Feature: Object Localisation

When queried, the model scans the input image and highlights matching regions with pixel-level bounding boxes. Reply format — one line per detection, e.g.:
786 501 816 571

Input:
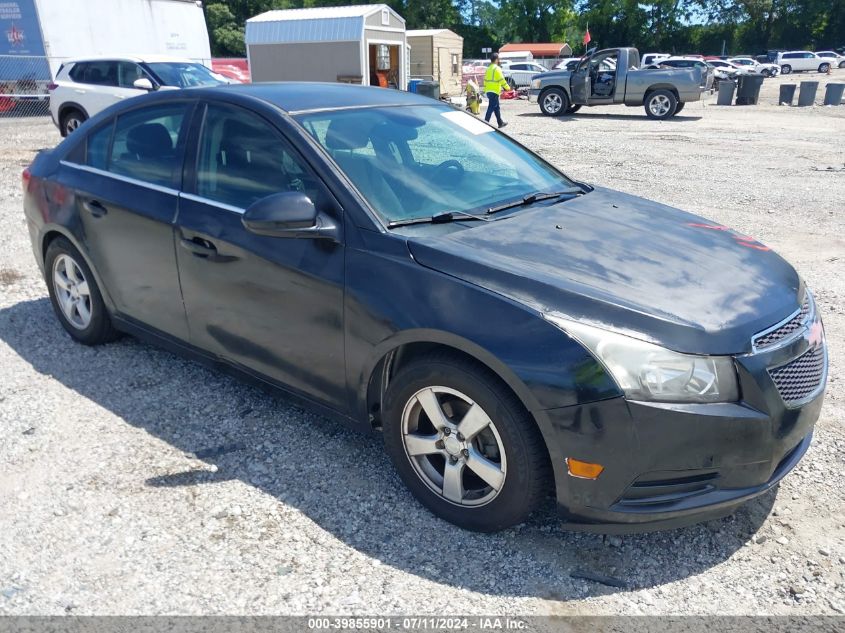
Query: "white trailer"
1 0 211 83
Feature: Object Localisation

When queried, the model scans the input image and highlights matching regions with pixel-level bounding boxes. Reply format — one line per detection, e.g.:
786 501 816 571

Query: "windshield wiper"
386 210 491 229
485 187 586 215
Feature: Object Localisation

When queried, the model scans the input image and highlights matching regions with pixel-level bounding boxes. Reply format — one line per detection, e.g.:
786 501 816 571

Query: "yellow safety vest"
484 64 508 95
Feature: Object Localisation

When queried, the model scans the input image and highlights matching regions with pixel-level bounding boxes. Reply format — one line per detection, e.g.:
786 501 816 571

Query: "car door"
59 100 194 339
570 58 590 104
175 101 347 408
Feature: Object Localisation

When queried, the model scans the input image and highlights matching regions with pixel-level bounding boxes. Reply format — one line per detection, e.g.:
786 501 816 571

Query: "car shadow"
518 112 704 122
0 297 776 601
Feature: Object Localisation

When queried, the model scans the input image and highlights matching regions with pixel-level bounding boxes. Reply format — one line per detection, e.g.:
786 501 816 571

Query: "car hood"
407 187 801 355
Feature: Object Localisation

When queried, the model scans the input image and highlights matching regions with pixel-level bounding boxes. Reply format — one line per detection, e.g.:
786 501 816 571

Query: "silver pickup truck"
529 47 711 119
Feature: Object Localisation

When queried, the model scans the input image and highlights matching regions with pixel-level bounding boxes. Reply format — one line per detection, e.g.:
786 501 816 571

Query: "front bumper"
541 333 826 534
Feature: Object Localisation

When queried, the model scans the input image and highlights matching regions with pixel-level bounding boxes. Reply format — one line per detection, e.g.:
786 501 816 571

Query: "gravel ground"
1 72 844 616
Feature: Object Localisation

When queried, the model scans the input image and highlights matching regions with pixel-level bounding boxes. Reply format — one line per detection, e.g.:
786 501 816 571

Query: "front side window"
109 103 188 187
297 105 572 223
145 62 225 88
118 62 147 88
196 104 322 209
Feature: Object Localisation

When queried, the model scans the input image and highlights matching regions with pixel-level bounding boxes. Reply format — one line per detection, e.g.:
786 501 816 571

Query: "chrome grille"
769 346 826 405
753 297 810 350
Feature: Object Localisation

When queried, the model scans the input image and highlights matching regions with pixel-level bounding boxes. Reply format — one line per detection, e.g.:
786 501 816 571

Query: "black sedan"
22 83 827 533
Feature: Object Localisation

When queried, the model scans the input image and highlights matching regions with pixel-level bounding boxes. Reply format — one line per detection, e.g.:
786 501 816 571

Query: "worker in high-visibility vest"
483 52 509 129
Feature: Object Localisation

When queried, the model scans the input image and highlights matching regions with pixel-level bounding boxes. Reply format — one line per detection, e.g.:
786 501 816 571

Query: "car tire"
539 87 569 116
60 108 86 137
839 61 845 69
674 102 685 114
382 352 551 532
819 63 831 73
565 104 582 114
45 237 119 345
781 64 792 75
761 69 771 77
644 89 678 119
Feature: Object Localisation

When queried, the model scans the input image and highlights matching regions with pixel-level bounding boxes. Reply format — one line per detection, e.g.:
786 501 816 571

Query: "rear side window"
86 123 113 170
109 103 188 187
69 61 119 86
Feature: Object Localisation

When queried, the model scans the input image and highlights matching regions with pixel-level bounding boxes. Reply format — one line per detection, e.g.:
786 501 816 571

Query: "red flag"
583 28 591 45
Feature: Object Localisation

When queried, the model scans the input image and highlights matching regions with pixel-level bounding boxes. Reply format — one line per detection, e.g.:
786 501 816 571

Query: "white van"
777 51 832 74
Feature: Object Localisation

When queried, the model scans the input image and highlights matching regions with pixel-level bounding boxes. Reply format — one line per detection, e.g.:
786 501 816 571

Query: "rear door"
175 101 347 408
58 100 194 339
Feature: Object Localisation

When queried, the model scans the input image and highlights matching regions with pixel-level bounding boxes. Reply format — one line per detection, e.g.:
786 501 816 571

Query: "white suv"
777 51 832 75
49 56 228 136
815 51 845 69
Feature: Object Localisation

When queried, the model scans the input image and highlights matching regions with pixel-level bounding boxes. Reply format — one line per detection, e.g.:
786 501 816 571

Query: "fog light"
566 458 604 479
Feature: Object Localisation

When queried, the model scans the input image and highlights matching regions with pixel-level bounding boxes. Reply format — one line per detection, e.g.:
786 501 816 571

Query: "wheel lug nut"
456 432 464 441
443 427 451 436
449 456 458 464
461 448 469 458
435 439 445 449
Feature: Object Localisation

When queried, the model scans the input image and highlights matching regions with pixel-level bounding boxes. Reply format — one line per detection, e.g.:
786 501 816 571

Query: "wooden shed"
407 29 463 96
246 5 407 89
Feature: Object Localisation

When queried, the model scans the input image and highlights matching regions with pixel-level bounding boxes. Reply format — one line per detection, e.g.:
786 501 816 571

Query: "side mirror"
133 78 155 91
242 192 338 241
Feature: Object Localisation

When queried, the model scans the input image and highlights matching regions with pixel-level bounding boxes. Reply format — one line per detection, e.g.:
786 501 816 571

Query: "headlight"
545 315 739 403
531 78 541 89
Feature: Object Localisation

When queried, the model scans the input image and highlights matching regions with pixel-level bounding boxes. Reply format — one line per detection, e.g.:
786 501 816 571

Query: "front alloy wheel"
383 353 550 532
539 87 569 116
401 386 507 507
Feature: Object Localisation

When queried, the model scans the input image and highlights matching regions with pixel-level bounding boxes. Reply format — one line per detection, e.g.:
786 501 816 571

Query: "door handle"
82 199 108 217
180 237 218 258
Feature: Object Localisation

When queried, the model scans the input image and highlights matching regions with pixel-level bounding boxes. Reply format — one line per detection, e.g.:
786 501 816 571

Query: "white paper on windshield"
440 110 494 135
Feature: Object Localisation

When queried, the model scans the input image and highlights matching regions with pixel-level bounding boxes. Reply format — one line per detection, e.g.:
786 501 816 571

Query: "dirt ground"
0 71 843 616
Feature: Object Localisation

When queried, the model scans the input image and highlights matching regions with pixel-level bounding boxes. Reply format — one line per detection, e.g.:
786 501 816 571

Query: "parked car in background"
644 56 713 89
815 51 845 68
640 52 670 68
49 56 228 136
777 51 831 74
501 61 549 88
532 48 708 119
727 57 780 77
553 57 583 71
23 83 826 533
706 59 748 80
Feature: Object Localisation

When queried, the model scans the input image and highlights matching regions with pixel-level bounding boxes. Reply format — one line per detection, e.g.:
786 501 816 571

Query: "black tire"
539 87 570 116
761 69 771 77
781 64 792 75
382 352 551 532
819 63 831 73
565 104 582 114
59 108 86 137
674 102 686 114
839 61 845 69
45 237 119 345
644 89 678 119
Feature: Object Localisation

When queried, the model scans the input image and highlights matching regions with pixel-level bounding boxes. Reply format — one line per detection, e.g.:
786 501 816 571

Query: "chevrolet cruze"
22 84 827 532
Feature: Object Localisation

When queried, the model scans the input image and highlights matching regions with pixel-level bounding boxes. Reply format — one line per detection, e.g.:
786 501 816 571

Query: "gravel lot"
1 72 844 616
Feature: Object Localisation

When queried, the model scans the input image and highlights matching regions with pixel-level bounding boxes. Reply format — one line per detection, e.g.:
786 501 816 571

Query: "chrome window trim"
179 192 245 215
59 160 179 196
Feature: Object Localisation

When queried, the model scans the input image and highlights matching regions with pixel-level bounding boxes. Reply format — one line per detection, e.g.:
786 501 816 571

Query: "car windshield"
146 62 226 88
296 104 573 224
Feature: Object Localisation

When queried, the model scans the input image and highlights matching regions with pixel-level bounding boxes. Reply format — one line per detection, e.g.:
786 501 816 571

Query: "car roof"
65 54 199 64
162 82 444 114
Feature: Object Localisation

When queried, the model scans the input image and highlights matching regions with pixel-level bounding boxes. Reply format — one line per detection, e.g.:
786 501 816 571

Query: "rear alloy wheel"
45 237 118 345
539 87 570 116
819 63 831 73
60 109 86 137
383 353 550 532
781 64 792 75
644 89 678 119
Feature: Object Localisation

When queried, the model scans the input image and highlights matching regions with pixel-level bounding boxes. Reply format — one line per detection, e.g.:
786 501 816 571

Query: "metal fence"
0 55 56 118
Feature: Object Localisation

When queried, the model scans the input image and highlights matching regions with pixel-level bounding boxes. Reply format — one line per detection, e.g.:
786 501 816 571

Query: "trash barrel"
416 81 440 100
716 80 736 106
778 83 797 105
797 81 818 107
823 83 845 106
408 79 422 94
735 74 764 105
